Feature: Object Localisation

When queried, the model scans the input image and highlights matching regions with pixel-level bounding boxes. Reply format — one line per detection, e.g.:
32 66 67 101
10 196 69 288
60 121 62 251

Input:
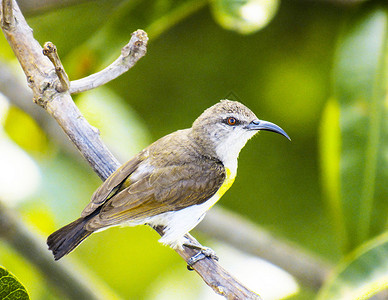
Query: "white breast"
146 192 221 249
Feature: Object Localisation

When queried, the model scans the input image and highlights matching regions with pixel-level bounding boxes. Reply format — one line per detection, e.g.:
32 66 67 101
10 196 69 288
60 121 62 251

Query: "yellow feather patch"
215 167 236 199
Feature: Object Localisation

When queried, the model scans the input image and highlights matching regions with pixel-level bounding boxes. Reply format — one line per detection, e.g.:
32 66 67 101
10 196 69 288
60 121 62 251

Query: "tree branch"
1 0 119 180
69 30 148 94
154 227 261 299
1 1 261 298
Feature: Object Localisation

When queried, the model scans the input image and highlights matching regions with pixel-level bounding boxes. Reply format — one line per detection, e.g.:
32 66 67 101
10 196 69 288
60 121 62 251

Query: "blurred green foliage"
317 232 388 300
321 4 388 252
0 0 387 299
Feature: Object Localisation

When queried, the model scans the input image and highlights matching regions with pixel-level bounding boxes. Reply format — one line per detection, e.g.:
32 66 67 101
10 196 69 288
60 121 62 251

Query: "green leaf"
211 0 279 34
0 266 29 300
320 4 388 252
317 232 388 300
320 98 345 245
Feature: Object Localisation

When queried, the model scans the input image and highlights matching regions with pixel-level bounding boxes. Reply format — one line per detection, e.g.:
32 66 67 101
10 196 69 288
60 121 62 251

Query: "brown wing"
85 157 226 230
81 150 148 217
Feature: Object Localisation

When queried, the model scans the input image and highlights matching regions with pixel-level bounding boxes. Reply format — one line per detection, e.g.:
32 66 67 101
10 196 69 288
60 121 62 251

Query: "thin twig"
69 30 148 94
1 1 261 299
43 42 70 92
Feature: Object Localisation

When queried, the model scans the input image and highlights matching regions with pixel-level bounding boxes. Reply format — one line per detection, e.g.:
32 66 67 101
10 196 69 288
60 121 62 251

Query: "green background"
0 0 387 299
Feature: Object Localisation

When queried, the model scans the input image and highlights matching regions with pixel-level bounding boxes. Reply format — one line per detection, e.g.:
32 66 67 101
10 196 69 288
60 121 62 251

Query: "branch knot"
121 29 148 57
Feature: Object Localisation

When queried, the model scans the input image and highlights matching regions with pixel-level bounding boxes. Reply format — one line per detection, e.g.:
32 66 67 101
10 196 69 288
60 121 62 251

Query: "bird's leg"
183 240 219 270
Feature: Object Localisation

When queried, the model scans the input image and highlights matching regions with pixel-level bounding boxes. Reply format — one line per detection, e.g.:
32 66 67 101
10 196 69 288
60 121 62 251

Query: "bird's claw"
186 247 218 270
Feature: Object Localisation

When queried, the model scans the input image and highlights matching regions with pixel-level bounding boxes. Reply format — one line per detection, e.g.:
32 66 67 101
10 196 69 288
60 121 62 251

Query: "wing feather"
81 150 147 217
86 158 225 230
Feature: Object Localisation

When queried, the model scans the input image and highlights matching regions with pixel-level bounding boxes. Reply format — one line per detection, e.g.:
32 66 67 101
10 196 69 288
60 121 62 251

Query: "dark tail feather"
47 218 92 260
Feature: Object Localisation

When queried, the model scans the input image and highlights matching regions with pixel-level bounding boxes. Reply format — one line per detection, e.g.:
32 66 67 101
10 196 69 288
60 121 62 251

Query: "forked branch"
69 30 148 94
0 1 260 299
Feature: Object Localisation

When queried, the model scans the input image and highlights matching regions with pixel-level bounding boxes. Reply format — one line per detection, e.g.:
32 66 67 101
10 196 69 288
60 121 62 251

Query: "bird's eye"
226 117 237 126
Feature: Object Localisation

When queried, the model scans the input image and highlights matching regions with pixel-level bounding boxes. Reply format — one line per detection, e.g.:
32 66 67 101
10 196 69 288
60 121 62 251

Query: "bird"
47 100 290 262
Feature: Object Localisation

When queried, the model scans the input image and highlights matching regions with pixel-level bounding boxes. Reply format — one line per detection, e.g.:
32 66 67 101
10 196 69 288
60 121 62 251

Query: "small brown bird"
47 100 289 261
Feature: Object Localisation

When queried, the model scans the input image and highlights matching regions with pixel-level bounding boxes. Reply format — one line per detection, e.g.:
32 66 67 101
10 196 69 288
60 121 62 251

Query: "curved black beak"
246 119 291 141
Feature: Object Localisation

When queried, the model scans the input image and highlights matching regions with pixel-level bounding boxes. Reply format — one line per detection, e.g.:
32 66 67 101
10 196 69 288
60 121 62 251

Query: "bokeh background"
0 0 387 299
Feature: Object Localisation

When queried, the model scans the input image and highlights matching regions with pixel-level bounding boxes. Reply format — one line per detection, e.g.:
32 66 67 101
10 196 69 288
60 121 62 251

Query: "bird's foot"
183 242 218 270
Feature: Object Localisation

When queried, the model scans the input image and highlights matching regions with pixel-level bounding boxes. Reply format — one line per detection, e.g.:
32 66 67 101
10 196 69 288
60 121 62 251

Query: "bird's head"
191 100 290 163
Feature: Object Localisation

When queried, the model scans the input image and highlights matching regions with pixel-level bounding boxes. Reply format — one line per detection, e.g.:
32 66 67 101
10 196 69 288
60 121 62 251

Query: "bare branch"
1 1 261 298
155 227 262 299
198 207 331 290
1 0 118 179
69 30 148 94
43 42 70 92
